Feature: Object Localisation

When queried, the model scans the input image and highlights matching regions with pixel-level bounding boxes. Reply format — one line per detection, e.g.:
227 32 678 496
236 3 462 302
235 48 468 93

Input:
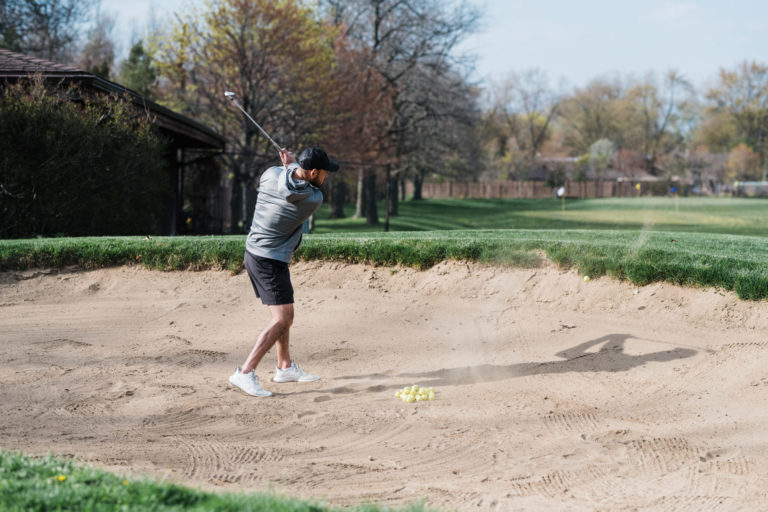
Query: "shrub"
0 75 167 237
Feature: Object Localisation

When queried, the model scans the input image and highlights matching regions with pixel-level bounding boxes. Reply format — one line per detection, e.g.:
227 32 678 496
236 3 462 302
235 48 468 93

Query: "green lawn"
314 197 768 237
2 228 767 300
0 450 430 512
1 197 767 300
299 229 768 300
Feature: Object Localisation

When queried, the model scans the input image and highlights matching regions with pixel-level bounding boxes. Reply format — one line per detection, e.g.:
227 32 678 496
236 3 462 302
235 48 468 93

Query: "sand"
2 260 768 511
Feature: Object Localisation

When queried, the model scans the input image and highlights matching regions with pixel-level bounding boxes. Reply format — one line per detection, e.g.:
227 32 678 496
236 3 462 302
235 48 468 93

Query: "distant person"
229 147 339 397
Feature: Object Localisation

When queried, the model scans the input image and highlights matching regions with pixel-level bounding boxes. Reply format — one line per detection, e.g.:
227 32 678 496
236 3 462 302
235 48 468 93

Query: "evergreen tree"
118 40 157 97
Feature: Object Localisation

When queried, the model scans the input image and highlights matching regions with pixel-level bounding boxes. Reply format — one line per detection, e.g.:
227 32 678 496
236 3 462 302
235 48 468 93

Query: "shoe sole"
229 378 272 397
273 376 321 383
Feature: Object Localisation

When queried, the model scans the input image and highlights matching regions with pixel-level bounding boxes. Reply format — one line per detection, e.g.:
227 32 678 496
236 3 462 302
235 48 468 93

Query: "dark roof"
0 48 225 150
0 49 81 74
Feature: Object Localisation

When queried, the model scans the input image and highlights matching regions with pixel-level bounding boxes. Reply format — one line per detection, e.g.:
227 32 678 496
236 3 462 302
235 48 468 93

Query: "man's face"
310 169 329 187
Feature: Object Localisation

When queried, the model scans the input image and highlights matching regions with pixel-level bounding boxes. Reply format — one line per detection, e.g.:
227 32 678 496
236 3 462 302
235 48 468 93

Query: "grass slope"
301 230 768 300
1 229 767 300
1 198 766 298
0 450 429 512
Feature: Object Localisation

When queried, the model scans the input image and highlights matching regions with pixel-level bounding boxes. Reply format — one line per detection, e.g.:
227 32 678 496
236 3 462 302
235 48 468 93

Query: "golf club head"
223 90 282 153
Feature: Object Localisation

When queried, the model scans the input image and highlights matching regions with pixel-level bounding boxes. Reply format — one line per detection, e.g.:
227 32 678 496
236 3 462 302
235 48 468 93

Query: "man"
229 147 339 397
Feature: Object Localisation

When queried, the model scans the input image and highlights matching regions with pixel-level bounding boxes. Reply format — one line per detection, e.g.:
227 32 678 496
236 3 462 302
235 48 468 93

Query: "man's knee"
275 316 293 331
271 305 294 330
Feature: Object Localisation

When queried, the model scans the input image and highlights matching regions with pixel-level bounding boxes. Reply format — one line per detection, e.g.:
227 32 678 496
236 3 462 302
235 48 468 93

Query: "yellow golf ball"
584 276 591 282
396 384 437 402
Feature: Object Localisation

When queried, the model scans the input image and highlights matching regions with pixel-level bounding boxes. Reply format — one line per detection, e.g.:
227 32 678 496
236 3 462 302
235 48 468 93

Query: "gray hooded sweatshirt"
245 163 323 263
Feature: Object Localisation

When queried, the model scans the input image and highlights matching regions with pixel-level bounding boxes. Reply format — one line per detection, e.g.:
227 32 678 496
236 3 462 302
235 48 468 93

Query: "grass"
314 197 768 237
0 235 246 271
0 450 429 512
1 228 767 300
300 229 768 300
1 197 767 300
0 198 766 300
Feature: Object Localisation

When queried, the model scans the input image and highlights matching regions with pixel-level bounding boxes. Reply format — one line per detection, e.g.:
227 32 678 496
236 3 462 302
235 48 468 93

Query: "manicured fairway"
2 197 768 300
314 197 768 237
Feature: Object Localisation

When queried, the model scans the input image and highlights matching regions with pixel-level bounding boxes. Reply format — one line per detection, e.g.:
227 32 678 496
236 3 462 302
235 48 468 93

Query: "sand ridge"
2 261 768 511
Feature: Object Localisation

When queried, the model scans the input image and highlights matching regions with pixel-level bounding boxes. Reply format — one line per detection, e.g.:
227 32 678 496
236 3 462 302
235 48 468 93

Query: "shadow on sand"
317 333 697 395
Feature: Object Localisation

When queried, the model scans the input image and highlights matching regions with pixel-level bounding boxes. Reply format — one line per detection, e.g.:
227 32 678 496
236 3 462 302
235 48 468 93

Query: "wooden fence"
405 180 655 199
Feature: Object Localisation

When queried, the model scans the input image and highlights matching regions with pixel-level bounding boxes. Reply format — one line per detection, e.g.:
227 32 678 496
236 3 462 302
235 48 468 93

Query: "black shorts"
244 251 294 305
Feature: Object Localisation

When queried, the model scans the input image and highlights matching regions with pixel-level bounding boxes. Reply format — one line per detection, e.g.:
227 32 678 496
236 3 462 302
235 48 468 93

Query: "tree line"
2 0 767 234
483 64 768 193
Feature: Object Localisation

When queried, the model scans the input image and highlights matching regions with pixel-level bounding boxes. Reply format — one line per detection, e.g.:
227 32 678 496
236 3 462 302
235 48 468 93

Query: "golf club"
224 91 282 153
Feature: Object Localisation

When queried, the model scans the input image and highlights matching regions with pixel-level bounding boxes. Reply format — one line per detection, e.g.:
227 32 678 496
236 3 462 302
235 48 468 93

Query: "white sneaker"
229 367 272 397
273 361 320 383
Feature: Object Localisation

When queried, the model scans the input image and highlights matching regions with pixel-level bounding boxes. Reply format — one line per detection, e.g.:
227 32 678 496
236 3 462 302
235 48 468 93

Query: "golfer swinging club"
229 147 339 396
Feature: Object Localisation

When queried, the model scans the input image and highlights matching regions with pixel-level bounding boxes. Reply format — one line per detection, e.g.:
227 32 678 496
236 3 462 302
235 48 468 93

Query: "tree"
328 177 347 219
624 71 693 174
118 40 157 97
487 69 561 178
589 138 616 186
558 76 626 155
707 61 768 181
691 109 738 154
398 65 482 199
0 1 24 51
326 26 394 218
613 148 646 181
727 143 761 181
556 72 692 175
152 0 339 231
0 0 95 63
321 0 482 203
77 7 115 78
0 76 166 237
363 173 378 225
688 145 728 193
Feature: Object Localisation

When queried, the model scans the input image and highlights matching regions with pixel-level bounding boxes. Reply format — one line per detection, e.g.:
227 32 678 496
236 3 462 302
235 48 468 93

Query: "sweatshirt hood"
278 163 317 202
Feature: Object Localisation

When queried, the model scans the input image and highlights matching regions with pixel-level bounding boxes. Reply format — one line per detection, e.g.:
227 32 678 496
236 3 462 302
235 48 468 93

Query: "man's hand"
280 148 296 166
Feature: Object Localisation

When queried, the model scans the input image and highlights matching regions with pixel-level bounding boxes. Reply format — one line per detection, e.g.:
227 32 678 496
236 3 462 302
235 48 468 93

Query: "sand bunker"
2 261 768 510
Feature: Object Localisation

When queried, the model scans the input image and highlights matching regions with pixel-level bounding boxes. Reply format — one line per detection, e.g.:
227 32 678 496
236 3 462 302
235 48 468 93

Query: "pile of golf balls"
395 385 435 402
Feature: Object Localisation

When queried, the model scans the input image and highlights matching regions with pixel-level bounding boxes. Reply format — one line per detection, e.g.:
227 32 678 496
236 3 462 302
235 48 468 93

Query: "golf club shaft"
226 96 282 153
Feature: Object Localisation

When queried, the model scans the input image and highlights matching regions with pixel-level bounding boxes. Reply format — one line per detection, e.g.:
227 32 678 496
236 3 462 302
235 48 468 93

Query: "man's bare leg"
275 329 291 370
241 304 294 374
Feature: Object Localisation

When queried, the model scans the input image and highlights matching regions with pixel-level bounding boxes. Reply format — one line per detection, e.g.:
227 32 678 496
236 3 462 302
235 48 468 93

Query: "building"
0 48 226 235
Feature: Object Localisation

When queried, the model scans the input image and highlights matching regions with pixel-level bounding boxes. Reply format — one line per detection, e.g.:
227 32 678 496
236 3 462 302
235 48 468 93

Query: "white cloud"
652 2 700 22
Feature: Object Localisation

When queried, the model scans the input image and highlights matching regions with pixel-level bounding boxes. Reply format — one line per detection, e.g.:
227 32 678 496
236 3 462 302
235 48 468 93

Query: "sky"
101 0 768 90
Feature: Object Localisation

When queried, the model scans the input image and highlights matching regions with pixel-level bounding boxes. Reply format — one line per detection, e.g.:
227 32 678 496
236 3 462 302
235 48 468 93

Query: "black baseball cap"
297 147 339 173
